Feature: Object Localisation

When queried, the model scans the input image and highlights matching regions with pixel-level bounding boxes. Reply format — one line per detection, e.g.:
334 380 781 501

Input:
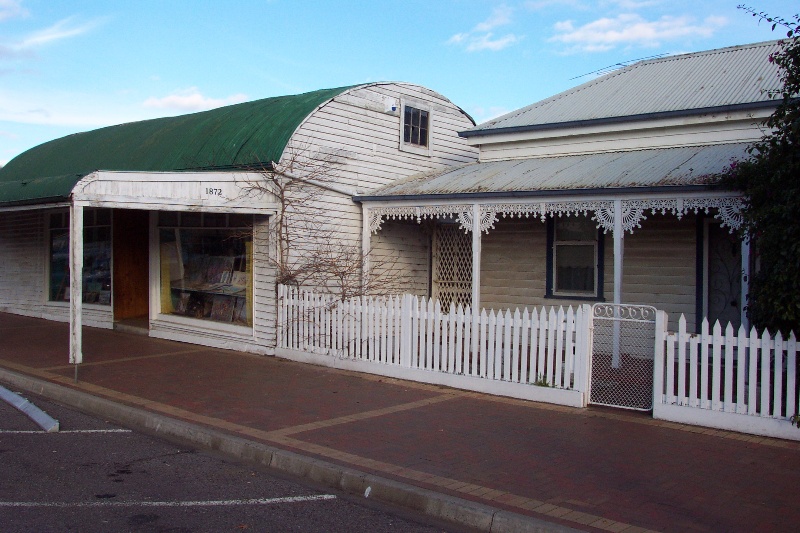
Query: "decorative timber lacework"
368 195 744 235
432 224 472 308
368 205 471 233
613 197 745 234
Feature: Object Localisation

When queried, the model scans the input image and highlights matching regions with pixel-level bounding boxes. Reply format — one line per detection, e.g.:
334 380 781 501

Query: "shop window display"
159 213 253 327
49 209 112 305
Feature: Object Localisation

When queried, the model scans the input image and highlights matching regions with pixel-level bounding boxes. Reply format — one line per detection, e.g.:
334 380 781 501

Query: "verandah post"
69 202 84 377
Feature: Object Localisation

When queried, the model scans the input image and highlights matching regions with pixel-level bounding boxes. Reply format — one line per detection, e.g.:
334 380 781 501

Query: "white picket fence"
654 315 800 440
276 284 800 440
276 285 590 406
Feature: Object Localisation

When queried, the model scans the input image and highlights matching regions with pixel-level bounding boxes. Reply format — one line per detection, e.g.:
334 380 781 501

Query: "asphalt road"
0 391 462 533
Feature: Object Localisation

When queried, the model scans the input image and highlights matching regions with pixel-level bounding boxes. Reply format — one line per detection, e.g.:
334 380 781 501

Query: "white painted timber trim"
466 108 773 148
71 171 280 214
275 347 585 408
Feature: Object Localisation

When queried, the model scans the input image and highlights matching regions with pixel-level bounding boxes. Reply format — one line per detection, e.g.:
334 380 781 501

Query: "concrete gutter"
0 367 578 533
0 384 59 432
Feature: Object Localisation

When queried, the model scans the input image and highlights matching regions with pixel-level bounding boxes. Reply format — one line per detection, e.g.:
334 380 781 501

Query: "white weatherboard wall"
476 215 697 331
281 83 478 292
0 210 45 318
0 208 113 329
472 110 770 162
370 220 430 296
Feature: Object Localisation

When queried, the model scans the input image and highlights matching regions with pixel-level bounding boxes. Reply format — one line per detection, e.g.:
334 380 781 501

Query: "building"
0 83 478 362
360 41 784 333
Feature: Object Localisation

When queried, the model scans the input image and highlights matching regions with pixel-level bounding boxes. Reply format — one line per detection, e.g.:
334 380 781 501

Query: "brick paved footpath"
1 312 798 532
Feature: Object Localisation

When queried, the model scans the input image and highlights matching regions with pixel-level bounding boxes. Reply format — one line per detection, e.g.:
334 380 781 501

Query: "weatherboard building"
0 83 479 362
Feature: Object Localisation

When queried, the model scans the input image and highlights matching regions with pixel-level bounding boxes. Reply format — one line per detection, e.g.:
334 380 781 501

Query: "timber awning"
0 85 356 208
357 143 750 202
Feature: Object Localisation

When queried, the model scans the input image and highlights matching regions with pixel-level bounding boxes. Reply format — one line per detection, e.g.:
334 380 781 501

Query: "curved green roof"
0 85 356 206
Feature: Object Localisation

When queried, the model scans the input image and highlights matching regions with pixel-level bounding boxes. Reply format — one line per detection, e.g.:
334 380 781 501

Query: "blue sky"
0 0 796 165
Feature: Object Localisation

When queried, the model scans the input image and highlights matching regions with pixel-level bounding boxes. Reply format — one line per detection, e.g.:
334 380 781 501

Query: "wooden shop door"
113 209 150 321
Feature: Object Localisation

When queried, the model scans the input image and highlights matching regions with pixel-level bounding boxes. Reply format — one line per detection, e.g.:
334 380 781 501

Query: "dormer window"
399 100 432 156
404 106 429 147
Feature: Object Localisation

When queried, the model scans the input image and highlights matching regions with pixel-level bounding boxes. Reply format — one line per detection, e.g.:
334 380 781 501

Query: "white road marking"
0 494 337 508
0 429 132 434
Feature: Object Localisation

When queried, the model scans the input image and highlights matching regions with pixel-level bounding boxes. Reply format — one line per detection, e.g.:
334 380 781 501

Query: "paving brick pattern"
2 312 799 532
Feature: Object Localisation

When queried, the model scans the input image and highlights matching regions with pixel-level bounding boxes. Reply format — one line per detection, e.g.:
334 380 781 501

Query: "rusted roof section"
467 40 783 135
359 143 750 199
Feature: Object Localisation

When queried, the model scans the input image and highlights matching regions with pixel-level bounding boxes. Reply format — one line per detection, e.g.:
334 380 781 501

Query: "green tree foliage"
722 7 800 335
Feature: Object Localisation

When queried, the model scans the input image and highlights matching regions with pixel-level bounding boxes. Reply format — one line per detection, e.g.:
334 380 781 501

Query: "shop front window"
159 213 253 327
49 209 112 305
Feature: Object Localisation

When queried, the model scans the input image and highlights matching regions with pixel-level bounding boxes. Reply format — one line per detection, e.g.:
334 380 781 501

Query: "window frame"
157 212 254 328
398 99 432 157
46 208 113 307
545 216 605 301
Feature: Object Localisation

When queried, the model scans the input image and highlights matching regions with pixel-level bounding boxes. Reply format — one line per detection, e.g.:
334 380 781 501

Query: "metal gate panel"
590 304 656 411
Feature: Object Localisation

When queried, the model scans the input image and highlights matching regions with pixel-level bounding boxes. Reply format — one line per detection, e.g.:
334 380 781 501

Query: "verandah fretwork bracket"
367 196 744 235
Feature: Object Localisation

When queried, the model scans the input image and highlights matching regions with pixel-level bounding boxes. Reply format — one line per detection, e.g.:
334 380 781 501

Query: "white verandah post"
69 202 84 373
471 203 481 312
612 199 623 368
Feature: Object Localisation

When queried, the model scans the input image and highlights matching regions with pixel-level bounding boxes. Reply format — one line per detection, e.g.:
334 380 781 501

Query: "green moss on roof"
0 85 356 206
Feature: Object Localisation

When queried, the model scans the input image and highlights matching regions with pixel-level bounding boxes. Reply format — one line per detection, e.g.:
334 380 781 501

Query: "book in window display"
206 256 234 285
233 297 247 325
210 295 235 322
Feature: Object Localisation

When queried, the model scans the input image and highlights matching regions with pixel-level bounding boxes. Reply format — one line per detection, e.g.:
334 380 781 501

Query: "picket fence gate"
276 285 590 406
654 314 800 440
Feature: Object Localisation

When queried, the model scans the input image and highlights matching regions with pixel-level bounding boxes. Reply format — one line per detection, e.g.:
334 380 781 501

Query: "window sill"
544 293 605 302
399 142 432 157
45 301 112 309
154 313 252 336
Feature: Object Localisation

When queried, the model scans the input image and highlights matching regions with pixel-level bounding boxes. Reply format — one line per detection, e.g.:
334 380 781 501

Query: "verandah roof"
356 143 750 201
0 85 356 207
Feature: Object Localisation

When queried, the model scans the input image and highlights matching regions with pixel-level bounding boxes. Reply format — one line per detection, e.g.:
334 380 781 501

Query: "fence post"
652 310 668 409
400 293 413 368
276 284 284 349
574 304 593 406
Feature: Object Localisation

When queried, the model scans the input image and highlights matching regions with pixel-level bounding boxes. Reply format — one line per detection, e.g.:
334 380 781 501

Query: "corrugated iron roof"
466 40 783 135
0 85 357 206
359 143 750 199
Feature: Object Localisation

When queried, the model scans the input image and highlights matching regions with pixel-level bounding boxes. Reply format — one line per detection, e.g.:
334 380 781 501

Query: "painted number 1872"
205 187 222 196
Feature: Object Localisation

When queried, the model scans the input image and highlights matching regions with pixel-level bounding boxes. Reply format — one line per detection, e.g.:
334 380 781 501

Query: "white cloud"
602 0 660 8
475 4 513 32
467 33 522 52
0 0 28 22
550 13 727 52
525 0 588 10
446 33 469 45
143 87 248 112
447 4 522 53
18 16 103 49
1 16 105 60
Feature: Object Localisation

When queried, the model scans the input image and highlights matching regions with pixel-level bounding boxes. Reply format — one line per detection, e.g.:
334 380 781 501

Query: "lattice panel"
590 305 656 411
432 224 472 309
